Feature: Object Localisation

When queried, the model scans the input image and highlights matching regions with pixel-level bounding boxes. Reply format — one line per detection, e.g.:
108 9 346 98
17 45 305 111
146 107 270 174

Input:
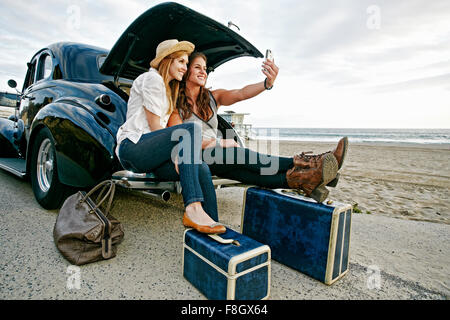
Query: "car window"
43 55 53 79
22 60 37 91
97 55 107 69
36 53 53 82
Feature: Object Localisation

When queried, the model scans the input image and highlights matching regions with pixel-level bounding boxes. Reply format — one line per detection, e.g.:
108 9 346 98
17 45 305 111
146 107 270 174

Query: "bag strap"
101 182 115 216
83 180 113 199
81 180 116 216
95 183 113 205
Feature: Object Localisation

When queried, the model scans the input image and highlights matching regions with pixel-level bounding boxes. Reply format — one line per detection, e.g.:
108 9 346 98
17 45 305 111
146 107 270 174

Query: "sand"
246 139 450 225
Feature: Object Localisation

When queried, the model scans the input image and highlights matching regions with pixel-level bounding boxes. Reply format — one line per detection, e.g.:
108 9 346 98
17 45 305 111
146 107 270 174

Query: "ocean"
252 128 450 145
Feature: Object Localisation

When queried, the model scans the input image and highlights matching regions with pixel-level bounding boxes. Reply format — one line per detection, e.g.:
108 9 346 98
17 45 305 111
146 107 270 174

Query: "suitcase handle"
208 234 240 246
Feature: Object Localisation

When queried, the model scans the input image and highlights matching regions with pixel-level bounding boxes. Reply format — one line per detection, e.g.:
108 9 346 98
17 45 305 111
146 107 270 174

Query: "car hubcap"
37 138 53 193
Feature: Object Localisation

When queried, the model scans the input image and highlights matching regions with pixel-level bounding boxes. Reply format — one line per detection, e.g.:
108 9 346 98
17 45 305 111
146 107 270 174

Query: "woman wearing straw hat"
169 52 348 203
116 40 225 234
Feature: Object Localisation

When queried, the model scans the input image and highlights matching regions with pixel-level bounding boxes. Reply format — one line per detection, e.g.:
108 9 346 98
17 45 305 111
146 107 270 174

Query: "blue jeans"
118 122 218 221
203 146 293 189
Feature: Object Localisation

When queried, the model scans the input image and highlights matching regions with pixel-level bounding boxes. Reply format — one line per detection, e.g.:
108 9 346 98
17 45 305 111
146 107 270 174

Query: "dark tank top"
182 91 219 139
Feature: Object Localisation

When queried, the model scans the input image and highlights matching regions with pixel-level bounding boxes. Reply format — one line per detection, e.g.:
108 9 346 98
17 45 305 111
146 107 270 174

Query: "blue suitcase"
183 227 271 300
241 187 352 285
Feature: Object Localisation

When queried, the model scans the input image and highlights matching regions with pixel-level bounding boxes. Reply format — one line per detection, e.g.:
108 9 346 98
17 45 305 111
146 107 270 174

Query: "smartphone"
265 49 273 62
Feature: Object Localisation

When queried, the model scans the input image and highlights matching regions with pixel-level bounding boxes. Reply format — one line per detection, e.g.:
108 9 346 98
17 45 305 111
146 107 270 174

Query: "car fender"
29 101 119 187
0 117 22 157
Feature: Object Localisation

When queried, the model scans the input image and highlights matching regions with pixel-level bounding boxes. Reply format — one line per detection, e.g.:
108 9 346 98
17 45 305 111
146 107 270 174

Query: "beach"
0 106 14 119
0 139 449 300
258 139 450 225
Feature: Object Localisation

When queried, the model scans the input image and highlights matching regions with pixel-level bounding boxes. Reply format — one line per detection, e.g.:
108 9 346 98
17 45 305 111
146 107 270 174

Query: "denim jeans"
203 146 293 189
118 122 218 221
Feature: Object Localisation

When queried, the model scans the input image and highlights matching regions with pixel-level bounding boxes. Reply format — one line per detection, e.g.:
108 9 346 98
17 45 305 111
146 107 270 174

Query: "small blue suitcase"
241 187 352 285
183 227 271 300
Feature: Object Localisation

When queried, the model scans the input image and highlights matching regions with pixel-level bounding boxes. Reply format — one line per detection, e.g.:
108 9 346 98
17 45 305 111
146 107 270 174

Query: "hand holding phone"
263 49 273 73
262 49 278 89
265 49 274 62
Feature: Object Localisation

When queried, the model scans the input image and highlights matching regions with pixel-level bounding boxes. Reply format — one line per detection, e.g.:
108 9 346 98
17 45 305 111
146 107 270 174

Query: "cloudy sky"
1 0 449 128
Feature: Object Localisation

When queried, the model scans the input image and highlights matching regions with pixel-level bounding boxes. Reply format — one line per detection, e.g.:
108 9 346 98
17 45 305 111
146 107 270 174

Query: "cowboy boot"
293 137 348 187
293 151 342 188
333 137 348 170
328 136 348 187
286 152 338 202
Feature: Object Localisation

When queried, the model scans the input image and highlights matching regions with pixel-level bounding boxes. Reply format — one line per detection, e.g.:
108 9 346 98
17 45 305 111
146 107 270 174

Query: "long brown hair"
177 52 212 121
157 50 189 115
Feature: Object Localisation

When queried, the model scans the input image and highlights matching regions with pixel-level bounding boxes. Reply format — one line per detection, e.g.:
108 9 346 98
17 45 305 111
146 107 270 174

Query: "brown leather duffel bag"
53 180 124 265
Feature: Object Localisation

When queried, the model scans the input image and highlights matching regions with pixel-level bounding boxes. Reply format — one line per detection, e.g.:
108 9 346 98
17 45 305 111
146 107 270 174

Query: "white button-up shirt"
115 68 171 157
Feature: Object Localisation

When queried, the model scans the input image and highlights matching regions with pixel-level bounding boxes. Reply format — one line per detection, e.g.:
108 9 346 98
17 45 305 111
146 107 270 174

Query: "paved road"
0 169 448 300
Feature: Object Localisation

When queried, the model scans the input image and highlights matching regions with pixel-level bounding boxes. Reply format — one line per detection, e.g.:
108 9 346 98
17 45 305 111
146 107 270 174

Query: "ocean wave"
253 128 450 145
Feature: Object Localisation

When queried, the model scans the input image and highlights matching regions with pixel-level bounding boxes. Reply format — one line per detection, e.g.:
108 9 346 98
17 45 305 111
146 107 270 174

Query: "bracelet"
264 78 273 90
216 137 221 146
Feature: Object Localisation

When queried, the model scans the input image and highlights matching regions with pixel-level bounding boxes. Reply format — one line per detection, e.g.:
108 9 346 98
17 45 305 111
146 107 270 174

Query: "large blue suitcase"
241 187 352 285
183 227 271 300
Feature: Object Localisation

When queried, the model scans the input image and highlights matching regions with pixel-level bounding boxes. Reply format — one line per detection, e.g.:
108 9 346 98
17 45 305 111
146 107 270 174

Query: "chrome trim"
0 162 27 178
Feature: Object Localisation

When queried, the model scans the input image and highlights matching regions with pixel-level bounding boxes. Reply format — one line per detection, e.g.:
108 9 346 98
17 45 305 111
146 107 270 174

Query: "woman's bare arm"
212 59 279 107
144 108 164 131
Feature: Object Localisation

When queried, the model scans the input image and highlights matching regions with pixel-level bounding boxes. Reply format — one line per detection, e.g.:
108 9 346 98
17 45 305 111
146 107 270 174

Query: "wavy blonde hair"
157 50 189 115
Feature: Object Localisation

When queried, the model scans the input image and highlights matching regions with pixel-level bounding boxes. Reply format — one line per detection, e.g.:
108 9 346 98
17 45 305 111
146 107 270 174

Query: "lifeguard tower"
218 110 253 140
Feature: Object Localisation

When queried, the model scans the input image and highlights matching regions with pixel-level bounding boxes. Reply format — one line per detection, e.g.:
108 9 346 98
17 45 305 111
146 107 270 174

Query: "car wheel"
31 127 72 209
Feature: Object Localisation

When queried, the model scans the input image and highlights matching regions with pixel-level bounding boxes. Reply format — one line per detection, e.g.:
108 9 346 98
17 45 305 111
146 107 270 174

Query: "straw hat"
150 39 195 69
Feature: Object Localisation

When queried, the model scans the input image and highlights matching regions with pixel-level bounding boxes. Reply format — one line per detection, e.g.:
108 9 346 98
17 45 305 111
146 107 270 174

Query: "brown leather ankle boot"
286 153 338 202
293 137 348 169
293 137 348 188
293 151 328 169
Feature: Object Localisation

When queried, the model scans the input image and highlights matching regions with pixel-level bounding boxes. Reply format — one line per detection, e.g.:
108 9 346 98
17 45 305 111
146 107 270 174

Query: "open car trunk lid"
99 2 263 81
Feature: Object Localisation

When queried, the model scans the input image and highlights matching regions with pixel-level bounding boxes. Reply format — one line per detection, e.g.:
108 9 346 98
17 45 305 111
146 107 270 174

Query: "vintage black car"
0 2 263 209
